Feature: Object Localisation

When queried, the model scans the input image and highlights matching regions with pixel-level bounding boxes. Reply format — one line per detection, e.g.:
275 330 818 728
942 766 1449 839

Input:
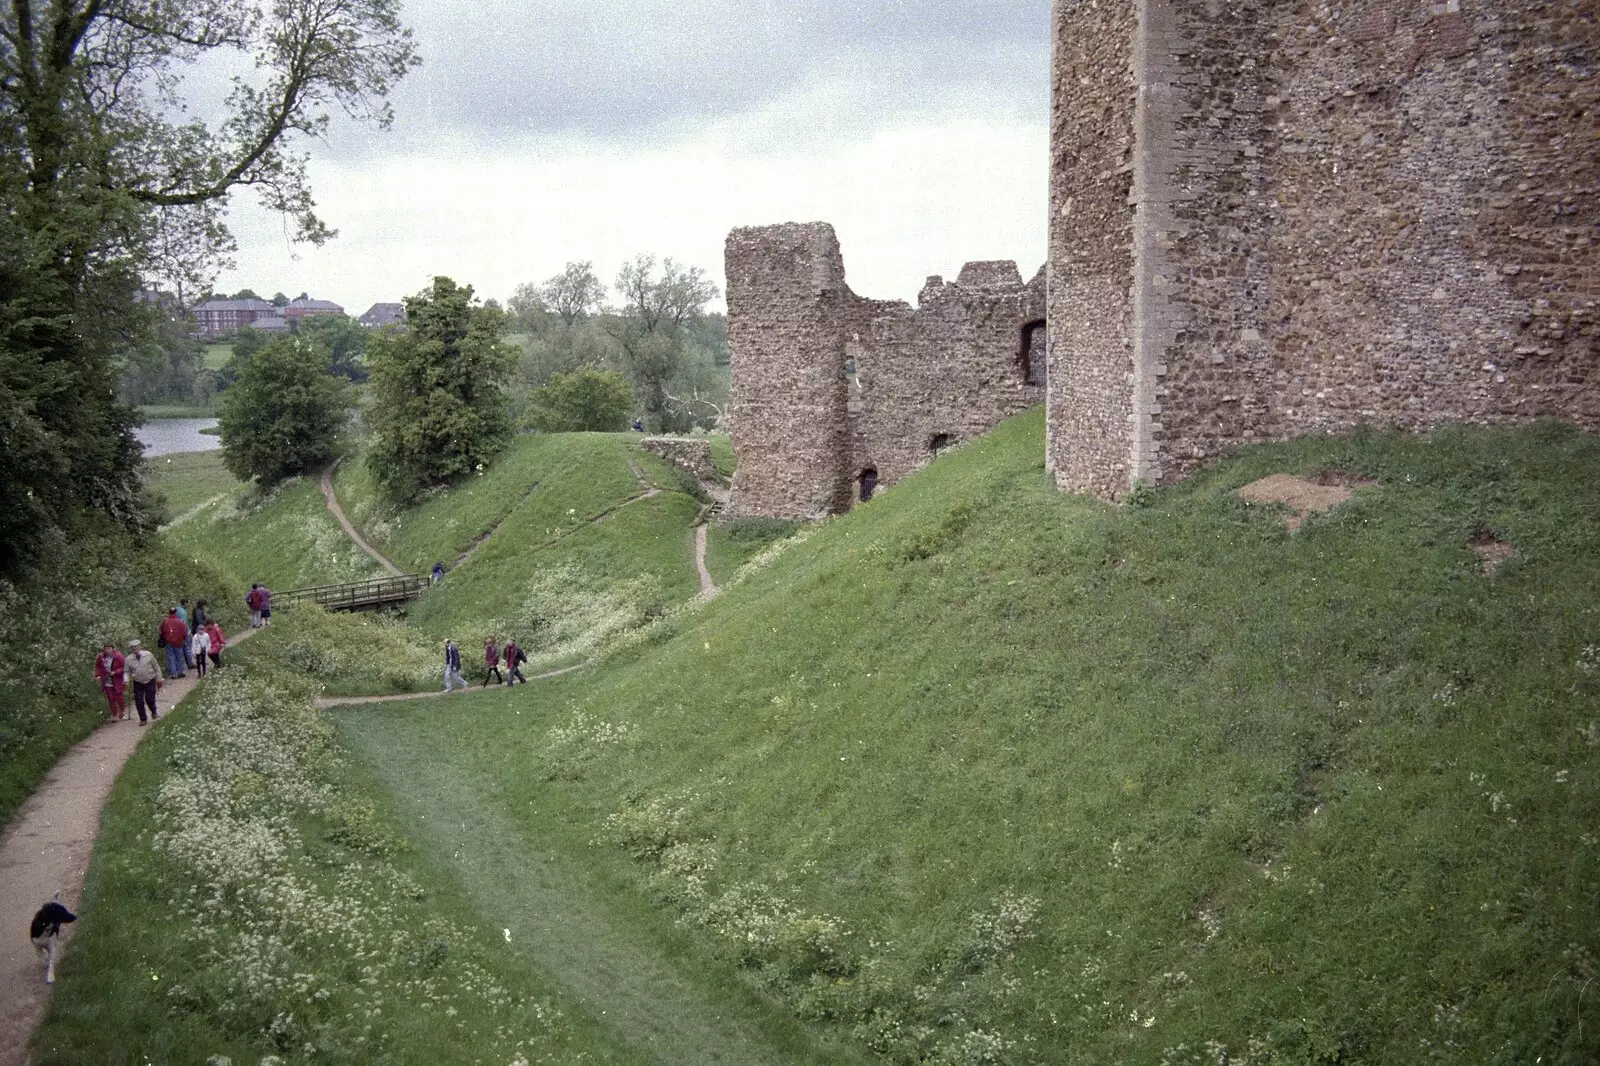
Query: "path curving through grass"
0 634 255 1066
319 461 404 576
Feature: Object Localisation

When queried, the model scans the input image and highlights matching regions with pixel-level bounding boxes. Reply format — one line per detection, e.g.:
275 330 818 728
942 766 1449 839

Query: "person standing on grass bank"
94 643 126 721
191 624 211 678
259 584 273 625
444 639 466 691
247 583 263 628
432 561 444 585
205 619 226 670
158 607 188 679
177 598 195 670
505 638 527 685
483 636 504 686
125 639 162 725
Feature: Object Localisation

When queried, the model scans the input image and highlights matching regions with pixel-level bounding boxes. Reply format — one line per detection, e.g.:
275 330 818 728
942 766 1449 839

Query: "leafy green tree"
366 277 517 502
215 327 272 390
541 261 606 327
297 314 370 382
232 289 265 301
218 338 353 486
526 368 634 433
609 255 720 429
0 0 416 574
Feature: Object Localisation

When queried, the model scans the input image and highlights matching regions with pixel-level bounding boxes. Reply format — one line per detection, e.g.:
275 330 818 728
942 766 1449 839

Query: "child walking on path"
191 626 211 678
483 637 504 686
205 620 226 670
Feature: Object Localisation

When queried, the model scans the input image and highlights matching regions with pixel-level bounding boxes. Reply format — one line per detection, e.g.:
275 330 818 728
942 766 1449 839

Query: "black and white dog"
29 900 76 984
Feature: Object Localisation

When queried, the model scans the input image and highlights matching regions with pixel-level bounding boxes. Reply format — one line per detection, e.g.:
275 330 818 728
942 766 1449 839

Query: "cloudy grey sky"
215 0 1051 314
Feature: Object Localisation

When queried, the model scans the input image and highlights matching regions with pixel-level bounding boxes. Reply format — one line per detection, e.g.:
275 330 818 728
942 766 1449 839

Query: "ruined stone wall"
726 224 854 519
640 438 718 484
1048 0 1600 497
846 263 1045 493
1047 0 1140 497
727 223 1044 517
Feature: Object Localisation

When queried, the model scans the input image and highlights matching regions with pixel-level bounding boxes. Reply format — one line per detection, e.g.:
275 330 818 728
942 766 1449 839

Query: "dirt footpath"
0 644 246 1066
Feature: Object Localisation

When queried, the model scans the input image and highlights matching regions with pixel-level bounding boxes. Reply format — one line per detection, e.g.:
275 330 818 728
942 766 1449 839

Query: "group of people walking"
442 636 529 692
95 598 227 726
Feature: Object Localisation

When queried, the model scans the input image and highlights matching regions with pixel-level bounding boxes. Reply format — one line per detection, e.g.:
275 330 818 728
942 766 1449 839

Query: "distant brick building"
284 297 344 321
191 298 276 336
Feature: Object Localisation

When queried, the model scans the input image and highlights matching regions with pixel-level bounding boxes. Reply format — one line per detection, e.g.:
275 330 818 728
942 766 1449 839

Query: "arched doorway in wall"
1019 320 1046 386
858 466 879 502
929 433 953 456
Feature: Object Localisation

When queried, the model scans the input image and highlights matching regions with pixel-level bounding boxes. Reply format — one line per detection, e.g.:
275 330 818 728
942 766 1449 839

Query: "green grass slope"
332 433 644 574
338 409 1600 1064
144 450 241 521
163 475 385 591
331 433 708 665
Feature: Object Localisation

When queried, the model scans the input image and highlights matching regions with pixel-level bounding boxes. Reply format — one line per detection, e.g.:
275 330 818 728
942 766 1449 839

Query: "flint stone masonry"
1050 0 1600 498
640 438 718 484
726 223 1045 518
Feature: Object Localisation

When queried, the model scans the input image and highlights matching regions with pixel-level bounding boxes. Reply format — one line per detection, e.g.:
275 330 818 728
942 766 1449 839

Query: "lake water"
137 418 221 456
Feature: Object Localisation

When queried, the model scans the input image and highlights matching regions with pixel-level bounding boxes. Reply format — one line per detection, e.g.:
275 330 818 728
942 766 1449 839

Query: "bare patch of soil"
1235 472 1376 532
1469 528 1517 574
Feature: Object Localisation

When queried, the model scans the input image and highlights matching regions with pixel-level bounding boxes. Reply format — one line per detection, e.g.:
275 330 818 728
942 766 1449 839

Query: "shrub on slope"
351 410 1600 1064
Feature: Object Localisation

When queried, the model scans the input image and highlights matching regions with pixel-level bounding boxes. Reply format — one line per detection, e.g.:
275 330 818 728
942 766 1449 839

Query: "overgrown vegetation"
0 0 415 576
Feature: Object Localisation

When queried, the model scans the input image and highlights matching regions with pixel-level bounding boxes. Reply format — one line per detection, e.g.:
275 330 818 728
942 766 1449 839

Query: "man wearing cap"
126 639 163 725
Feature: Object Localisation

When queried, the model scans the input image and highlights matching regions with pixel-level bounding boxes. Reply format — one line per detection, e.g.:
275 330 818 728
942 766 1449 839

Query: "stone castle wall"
1050 0 1600 497
726 223 1044 518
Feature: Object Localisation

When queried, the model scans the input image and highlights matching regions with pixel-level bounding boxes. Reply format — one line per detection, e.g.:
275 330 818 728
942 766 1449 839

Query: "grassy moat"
29 411 1600 1064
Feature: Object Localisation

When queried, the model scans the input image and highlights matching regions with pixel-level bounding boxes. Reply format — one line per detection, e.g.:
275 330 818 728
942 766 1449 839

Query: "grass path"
0 635 253 1066
335 707 867 1066
319 461 405 576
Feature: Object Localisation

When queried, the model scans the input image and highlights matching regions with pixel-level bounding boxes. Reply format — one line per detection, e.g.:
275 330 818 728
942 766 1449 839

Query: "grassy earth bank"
52 410 1600 1064
332 411 1600 1063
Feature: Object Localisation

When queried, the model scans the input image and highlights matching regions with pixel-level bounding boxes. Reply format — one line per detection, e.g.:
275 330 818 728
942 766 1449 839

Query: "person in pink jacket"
94 644 127 721
204 620 226 670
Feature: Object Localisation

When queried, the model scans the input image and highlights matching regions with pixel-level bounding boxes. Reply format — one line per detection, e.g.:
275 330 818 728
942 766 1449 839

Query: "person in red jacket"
158 608 188 679
205 620 226 670
94 643 127 721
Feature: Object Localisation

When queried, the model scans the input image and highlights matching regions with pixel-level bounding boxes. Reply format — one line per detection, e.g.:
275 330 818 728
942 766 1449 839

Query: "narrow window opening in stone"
858 467 879 502
929 433 952 455
1020 320 1046 386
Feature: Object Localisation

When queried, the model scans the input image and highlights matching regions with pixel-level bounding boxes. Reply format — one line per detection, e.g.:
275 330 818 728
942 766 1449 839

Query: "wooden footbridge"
277 574 429 612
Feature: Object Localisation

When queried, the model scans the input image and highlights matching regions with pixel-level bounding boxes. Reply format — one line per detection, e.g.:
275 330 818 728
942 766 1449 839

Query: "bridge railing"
277 574 428 612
